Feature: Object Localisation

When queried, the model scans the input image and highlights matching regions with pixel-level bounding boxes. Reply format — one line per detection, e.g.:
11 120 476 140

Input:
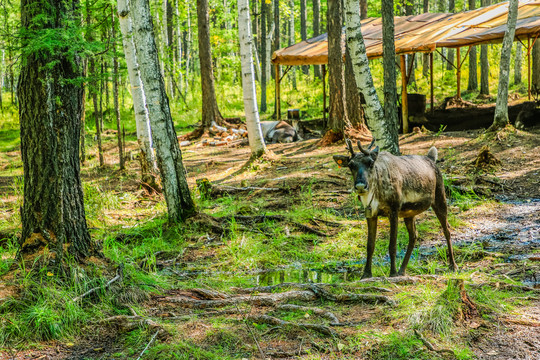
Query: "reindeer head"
333 138 379 194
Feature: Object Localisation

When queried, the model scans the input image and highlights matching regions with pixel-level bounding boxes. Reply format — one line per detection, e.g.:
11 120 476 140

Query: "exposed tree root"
414 329 456 356
501 317 540 327
319 129 343 147
197 178 283 199
246 314 338 337
277 304 339 323
99 315 162 332
218 214 330 237
468 282 540 293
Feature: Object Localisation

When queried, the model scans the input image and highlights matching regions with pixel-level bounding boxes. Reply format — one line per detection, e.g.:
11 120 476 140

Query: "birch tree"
117 0 157 182
489 0 519 132
130 0 196 222
238 0 267 158
344 0 399 154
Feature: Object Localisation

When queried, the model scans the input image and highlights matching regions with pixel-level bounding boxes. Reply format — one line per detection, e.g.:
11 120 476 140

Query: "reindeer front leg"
362 216 378 279
389 210 399 277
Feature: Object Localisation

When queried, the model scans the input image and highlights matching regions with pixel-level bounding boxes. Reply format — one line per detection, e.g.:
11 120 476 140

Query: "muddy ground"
1 125 539 359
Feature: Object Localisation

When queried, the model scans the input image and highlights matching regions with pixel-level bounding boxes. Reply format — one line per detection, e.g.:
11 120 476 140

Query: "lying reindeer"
333 139 458 278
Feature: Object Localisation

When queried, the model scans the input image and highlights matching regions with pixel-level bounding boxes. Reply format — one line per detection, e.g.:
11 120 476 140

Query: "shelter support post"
430 52 434 114
322 65 327 122
456 47 461 99
400 55 409 134
275 63 281 120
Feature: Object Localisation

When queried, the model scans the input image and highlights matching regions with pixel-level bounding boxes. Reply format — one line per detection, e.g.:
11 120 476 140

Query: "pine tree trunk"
238 0 267 158
18 0 93 260
300 0 308 75
405 2 416 90
273 0 280 53
312 0 321 79
197 0 223 128
446 0 455 70
260 0 268 112
175 0 183 94
130 0 196 222
345 0 399 155
327 0 348 135
289 0 297 89
381 0 399 153
360 0 367 19
467 0 478 91
80 60 87 166
533 41 540 91
112 8 125 170
480 0 490 95
422 0 430 78
490 0 518 132
345 48 365 129
514 42 522 85
117 0 157 180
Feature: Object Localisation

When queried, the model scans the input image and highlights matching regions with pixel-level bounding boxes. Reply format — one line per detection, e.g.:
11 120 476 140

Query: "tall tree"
514 42 522 85
111 8 125 170
467 0 478 91
381 0 399 151
489 0 518 131
18 0 93 260
345 49 366 130
312 0 322 79
197 0 224 132
533 41 540 91
289 0 297 89
300 0 308 75
422 0 430 78
260 0 268 112
130 0 196 222
238 0 267 158
446 0 455 70
345 0 399 154
360 0 367 19
405 0 416 90
117 0 157 182
479 0 490 95
326 0 348 138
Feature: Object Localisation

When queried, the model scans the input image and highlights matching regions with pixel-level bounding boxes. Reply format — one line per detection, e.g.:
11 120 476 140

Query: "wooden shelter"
271 0 540 131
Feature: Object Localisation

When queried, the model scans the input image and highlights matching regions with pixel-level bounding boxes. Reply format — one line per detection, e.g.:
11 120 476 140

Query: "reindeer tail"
427 147 438 162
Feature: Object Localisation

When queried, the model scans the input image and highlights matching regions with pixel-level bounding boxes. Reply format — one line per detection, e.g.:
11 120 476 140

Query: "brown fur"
333 141 458 278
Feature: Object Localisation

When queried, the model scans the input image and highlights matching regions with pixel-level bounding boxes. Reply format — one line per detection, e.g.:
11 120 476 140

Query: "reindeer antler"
346 138 356 156
357 140 371 155
367 137 376 150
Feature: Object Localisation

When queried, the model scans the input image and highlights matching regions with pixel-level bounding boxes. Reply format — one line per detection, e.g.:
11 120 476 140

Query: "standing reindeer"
333 139 458 278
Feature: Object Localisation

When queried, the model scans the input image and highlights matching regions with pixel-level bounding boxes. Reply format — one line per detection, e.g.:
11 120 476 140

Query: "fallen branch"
220 214 330 237
247 314 338 337
99 315 161 332
136 330 160 360
414 329 455 356
277 304 339 323
501 317 540 327
73 265 124 302
468 282 540 293
197 178 282 199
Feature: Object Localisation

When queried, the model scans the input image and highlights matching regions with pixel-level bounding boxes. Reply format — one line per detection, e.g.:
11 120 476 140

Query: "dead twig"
72 264 124 302
136 330 160 360
414 329 455 356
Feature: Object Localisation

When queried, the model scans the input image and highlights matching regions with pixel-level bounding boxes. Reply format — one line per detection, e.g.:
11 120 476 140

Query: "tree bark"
514 42 522 85
533 41 540 91
489 0 518 132
326 0 348 136
238 0 267 158
345 0 399 155
130 0 196 222
300 0 308 75
345 47 365 129
446 0 455 71
260 0 268 112
312 0 321 79
18 0 93 260
422 0 430 78
480 0 490 95
197 0 224 128
467 0 478 91
112 8 125 170
360 0 367 19
117 0 157 181
381 0 400 153
289 0 297 89
405 1 416 90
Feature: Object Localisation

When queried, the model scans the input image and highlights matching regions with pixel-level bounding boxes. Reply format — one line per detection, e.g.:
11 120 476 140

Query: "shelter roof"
272 0 540 65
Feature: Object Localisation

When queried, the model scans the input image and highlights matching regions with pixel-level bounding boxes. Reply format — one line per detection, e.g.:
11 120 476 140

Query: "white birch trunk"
344 0 399 154
130 0 195 221
237 0 267 158
117 0 156 174
491 0 519 131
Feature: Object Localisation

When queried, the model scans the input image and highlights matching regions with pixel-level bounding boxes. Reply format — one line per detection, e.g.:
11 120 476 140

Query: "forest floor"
0 124 539 359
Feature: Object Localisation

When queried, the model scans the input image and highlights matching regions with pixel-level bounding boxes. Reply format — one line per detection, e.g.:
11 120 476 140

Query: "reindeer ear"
370 146 379 161
333 155 349 168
